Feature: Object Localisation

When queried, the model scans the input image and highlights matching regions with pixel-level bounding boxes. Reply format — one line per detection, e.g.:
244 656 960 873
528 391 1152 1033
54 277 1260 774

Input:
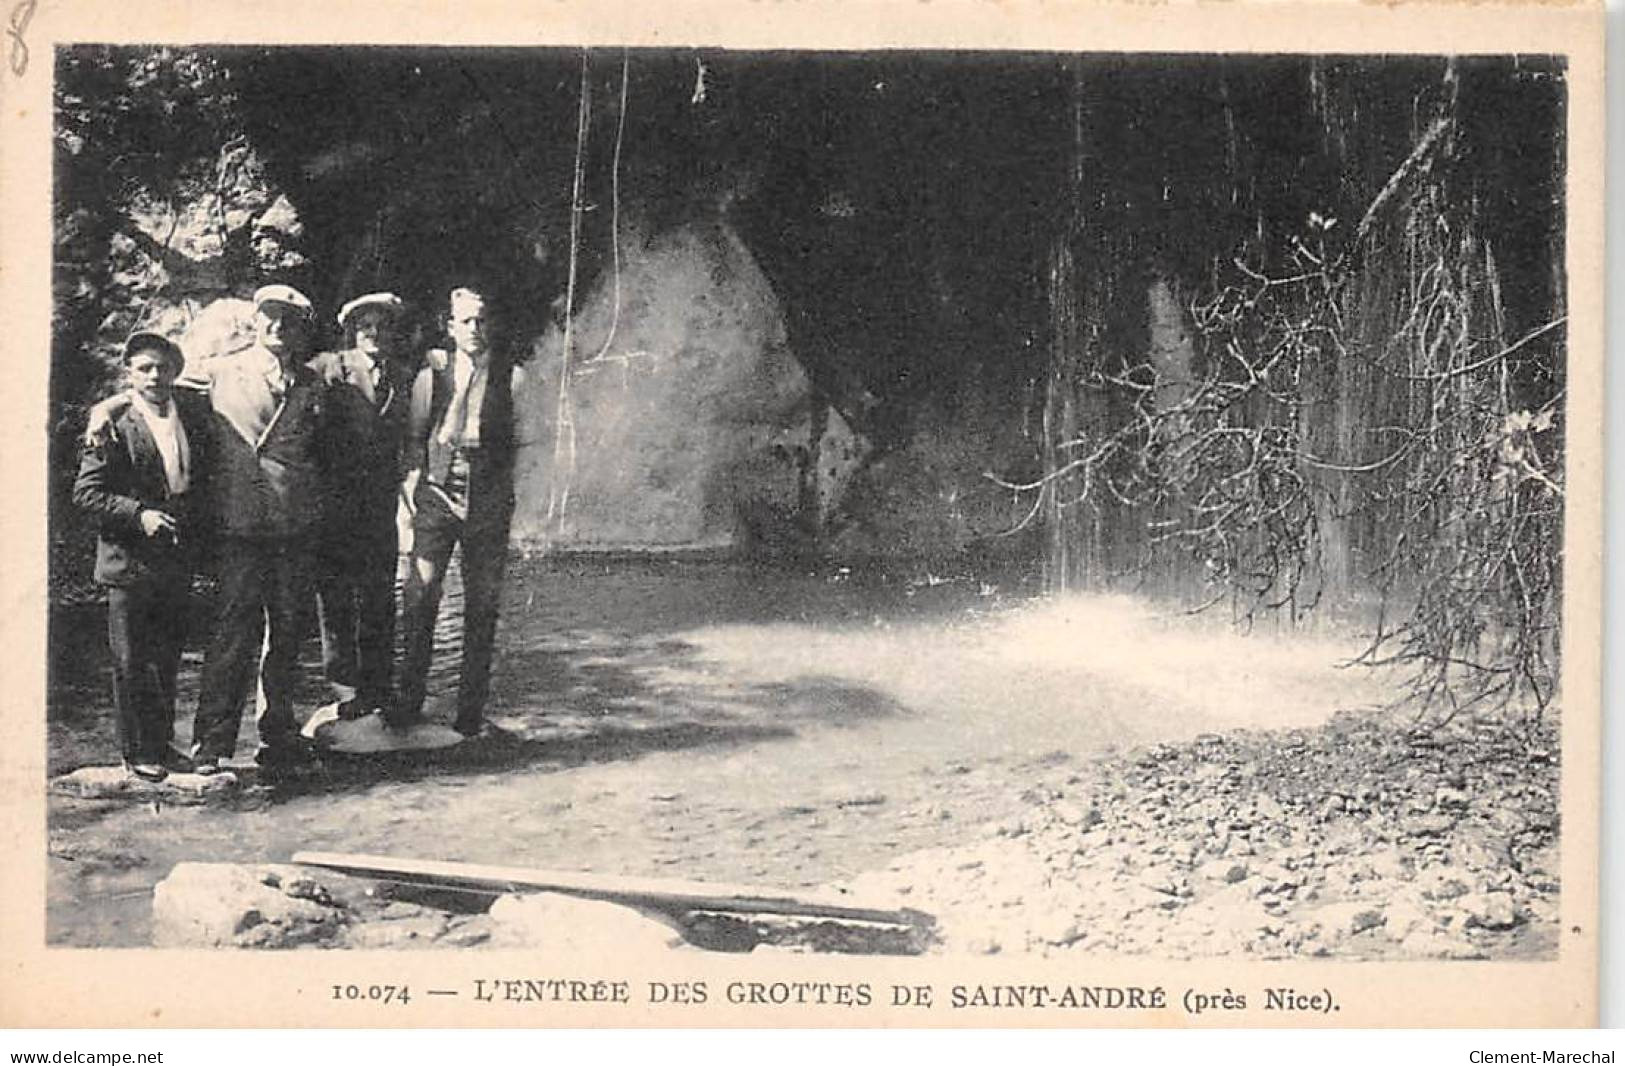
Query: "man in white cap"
394 285 526 737
307 292 415 720
87 283 336 776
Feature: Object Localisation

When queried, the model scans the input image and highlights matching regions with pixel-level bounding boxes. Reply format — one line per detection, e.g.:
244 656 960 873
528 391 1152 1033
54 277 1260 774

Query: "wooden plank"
292 851 926 927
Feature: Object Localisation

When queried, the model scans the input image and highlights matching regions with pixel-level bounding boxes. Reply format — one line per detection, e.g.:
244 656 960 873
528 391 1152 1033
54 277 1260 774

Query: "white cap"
253 283 315 318
337 292 405 329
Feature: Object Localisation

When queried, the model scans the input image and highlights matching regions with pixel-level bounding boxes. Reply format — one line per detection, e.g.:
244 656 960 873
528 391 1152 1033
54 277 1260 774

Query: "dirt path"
48 560 1394 947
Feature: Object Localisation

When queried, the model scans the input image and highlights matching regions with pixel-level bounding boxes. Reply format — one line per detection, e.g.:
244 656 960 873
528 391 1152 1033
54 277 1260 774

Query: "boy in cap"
86 283 337 775
308 292 416 720
395 285 526 737
73 333 211 781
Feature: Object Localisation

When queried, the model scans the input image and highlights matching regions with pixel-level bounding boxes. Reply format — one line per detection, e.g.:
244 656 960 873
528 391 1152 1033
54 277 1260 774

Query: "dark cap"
122 331 184 370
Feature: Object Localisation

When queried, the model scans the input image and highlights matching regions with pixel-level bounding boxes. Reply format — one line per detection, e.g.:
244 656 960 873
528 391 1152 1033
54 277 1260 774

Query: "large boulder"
511 220 867 553
151 863 354 949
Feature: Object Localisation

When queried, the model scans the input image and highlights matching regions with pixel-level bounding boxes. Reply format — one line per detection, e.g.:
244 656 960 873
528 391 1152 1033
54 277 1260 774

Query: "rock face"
486 892 688 952
511 221 868 553
152 864 352 948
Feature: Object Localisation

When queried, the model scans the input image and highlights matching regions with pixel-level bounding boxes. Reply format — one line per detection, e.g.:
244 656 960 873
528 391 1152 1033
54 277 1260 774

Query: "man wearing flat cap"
74 332 211 781
307 292 416 721
88 283 337 775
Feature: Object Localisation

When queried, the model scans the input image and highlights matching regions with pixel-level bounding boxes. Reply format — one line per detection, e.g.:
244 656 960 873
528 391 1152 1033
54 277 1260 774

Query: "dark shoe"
335 697 368 721
255 740 316 768
192 758 223 776
383 709 426 731
160 747 194 774
455 719 512 740
126 761 168 783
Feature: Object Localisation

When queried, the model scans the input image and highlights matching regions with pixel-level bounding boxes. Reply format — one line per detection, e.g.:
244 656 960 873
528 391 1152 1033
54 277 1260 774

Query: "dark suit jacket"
192 349 335 540
73 392 211 587
308 348 415 539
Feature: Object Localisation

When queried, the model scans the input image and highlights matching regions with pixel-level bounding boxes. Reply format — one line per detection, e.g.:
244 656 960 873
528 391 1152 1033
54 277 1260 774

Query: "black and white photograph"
1 0 1606 1031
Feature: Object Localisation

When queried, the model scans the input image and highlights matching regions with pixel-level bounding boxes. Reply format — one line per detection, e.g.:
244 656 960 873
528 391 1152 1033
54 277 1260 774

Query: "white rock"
1382 896 1436 941
1198 859 1251 884
1308 901 1386 939
152 863 347 948
1052 800 1098 827
343 914 451 949
1253 793 1287 822
50 765 239 801
486 892 687 951
1416 864 1473 901
1434 787 1471 810
302 704 464 752
1458 891 1521 930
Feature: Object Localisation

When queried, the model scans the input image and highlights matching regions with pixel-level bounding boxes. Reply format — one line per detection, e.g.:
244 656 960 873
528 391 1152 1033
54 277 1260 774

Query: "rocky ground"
106 702 1560 960
844 706 1561 960
48 565 1560 959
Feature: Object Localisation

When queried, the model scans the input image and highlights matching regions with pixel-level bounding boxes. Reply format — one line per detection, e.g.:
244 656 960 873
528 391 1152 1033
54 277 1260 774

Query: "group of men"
73 283 524 782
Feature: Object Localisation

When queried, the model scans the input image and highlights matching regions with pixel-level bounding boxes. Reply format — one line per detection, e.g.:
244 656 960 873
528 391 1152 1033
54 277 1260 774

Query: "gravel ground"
47 564 1559 959
845 706 1561 960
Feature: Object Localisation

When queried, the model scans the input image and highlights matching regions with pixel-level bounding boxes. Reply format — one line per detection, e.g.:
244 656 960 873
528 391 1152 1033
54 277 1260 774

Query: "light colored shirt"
262 354 293 400
437 349 488 447
129 392 190 496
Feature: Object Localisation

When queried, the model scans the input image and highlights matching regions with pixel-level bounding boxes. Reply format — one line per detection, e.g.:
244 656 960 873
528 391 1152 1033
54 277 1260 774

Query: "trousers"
397 486 510 732
192 537 313 760
315 521 398 709
106 578 189 763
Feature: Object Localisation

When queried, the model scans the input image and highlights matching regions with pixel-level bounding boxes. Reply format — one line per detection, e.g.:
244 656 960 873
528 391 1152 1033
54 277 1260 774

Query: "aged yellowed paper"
0 0 1605 1028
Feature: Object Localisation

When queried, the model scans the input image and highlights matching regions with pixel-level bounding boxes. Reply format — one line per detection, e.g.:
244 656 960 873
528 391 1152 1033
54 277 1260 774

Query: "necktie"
438 361 484 447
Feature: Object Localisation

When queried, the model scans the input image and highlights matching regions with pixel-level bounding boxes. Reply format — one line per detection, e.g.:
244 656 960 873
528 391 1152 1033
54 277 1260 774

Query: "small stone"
1253 793 1286 822
1167 839 1199 866
1052 800 1097 827
1382 897 1436 941
1364 847 1411 881
343 914 451 948
1458 892 1521 931
1030 903 1086 946
1138 866 1185 896
1416 864 1473 901
282 877 334 905
1452 828 1510 871
1309 901 1386 939
378 901 430 920
436 916 496 948
1434 787 1470 810
1405 813 1457 838
1254 864 1306 884
1198 859 1251 884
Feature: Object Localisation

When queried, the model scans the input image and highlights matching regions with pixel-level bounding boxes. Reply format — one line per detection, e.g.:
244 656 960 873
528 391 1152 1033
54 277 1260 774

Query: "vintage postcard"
0 0 1605 1029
